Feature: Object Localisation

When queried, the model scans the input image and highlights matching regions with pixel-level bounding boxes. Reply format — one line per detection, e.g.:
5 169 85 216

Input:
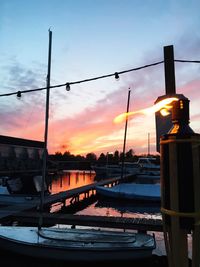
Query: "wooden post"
164 45 176 95
155 45 176 152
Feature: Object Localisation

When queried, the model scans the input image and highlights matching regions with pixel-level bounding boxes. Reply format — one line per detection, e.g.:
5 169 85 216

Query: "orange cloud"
1 71 200 156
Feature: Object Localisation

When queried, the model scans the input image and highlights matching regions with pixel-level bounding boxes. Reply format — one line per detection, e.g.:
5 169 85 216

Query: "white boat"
134 157 160 182
93 162 140 178
93 157 160 179
96 183 161 202
0 32 156 262
0 226 156 262
136 157 160 173
92 164 122 178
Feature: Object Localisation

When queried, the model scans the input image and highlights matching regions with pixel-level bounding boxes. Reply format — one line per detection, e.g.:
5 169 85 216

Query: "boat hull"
96 183 161 202
0 226 156 262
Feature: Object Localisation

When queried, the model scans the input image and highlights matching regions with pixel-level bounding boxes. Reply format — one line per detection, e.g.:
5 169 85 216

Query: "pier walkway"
0 175 163 232
12 211 163 232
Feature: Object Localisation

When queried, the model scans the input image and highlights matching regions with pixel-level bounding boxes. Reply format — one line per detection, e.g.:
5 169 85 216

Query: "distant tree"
106 152 114 164
119 152 124 162
63 151 71 159
125 149 135 161
113 150 120 163
53 152 63 161
97 153 106 163
62 151 76 161
86 153 97 163
75 154 85 161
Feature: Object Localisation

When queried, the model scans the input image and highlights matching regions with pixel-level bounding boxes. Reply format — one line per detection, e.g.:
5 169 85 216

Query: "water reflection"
50 170 161 219
50 170 96 194
96 198 161 215
77 199 161 220
48 171 193 258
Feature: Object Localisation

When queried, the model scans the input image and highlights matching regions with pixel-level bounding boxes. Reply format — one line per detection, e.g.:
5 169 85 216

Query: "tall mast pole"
148 132 150 156
39 29 52 229
120 89 131 179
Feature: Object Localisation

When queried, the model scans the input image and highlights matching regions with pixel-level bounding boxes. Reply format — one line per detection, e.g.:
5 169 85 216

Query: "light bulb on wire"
66 83 70 91
114 72 120 81
17 91 22 99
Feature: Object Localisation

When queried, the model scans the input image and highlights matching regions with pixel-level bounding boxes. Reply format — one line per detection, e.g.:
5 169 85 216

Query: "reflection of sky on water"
77 199 161 220
95 199 161 216
50 170 96 194
49 171 194 258
50 171 161 219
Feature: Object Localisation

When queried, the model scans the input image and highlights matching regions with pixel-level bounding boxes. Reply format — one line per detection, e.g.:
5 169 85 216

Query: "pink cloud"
1 40 200 156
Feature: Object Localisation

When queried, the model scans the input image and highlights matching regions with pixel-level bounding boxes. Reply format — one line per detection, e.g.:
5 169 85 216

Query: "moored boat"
96 183 161 202
0 226 156 262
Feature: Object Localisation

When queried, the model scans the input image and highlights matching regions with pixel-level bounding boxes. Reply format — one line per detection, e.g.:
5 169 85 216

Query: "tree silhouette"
86 153 97 163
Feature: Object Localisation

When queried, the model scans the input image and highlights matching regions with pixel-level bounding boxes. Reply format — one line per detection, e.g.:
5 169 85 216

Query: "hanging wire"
0 58 200 98
0 60 164 98
175 59 200 63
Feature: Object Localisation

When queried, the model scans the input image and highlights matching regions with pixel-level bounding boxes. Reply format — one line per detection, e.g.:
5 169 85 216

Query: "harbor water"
1 170 193 266
49 170 193 260
49 170 166 256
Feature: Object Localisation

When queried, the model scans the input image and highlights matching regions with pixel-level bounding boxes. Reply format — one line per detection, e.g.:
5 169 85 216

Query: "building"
0 135 44 174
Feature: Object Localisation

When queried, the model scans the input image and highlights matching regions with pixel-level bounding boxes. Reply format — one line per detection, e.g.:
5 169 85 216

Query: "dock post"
160 95 200 267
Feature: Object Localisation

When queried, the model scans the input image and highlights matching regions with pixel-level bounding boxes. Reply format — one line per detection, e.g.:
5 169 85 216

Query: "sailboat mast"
148 132 150 156
120 89 131 179
39 29 52 228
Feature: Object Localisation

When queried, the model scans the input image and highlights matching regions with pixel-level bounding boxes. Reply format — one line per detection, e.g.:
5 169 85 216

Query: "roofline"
0 135 44 148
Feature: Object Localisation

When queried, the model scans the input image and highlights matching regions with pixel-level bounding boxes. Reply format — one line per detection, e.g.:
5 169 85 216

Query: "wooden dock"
0 175 163 232
0 176 123 221
12 211 163 232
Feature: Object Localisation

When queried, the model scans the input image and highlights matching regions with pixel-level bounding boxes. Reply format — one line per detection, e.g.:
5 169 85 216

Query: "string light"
0 59 199 98
114 72 120 80
66 83 70 91
17 91 22 99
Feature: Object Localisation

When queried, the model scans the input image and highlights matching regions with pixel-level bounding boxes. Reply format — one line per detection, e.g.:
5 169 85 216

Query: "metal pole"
148 132 150 156
39 29 52 230
120 89 131 179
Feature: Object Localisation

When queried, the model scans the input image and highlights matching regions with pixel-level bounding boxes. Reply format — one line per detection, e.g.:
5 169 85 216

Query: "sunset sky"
0 0 200 156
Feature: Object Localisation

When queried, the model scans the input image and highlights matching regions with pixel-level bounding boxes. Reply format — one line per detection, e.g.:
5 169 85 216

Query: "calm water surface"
49 170 193 258
50 170 95 194
49 170 161 219
49 170 167 256
0 170 193 266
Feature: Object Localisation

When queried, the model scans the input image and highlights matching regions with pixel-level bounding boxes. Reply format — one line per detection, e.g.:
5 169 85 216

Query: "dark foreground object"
0 249 168 267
